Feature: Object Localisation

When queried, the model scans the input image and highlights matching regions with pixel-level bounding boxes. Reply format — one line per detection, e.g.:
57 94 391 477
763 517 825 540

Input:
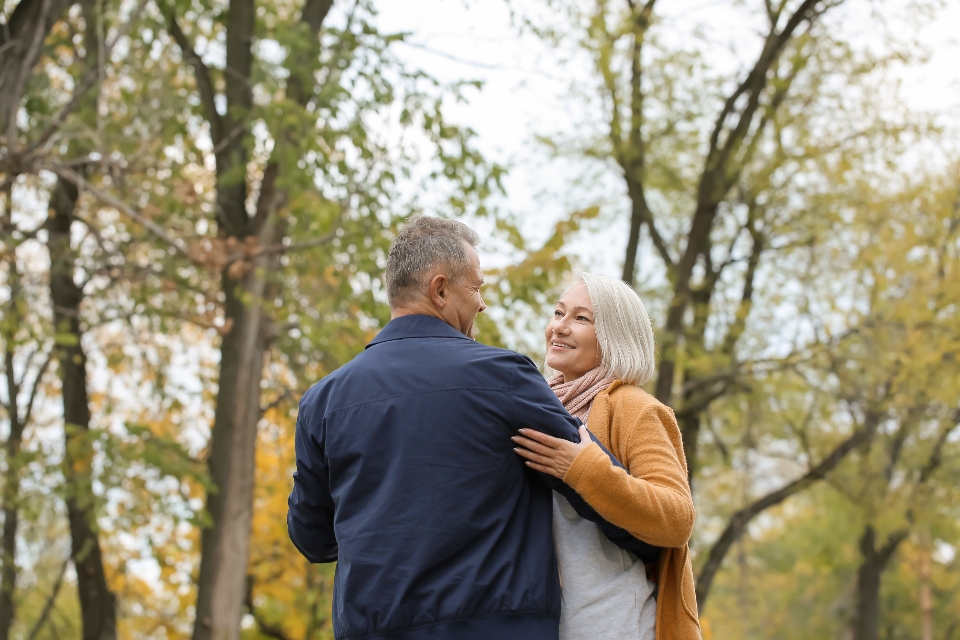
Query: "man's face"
444 242 486 338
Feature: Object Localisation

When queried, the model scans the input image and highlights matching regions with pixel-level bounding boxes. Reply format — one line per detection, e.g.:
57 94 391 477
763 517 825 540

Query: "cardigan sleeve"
563 402 695 548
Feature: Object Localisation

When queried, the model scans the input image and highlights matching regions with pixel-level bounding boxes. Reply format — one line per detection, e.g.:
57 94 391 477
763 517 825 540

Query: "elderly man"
287 216 657 640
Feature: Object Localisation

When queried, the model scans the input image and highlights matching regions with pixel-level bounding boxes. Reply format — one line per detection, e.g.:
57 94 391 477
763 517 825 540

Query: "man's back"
288 315 579 640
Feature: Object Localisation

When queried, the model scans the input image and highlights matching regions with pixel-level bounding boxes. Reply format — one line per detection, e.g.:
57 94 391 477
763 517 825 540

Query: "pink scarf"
548 367 618 422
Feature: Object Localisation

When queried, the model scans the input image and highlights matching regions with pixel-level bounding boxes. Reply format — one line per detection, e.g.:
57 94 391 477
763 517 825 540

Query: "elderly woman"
512 273 701 640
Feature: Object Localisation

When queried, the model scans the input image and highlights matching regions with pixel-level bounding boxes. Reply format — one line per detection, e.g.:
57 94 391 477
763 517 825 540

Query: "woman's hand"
512 425 592 480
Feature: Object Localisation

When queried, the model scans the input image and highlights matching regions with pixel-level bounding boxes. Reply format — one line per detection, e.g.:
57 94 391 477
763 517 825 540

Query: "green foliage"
2 0 959 637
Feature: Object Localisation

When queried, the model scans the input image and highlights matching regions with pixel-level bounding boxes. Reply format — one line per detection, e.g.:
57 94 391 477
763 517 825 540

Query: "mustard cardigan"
563 381 702 640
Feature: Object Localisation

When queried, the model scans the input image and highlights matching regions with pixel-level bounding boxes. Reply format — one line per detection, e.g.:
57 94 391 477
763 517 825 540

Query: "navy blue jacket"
288 315 659 640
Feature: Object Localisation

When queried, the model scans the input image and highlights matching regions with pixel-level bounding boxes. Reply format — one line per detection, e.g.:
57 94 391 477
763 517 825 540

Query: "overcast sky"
375 0 960 274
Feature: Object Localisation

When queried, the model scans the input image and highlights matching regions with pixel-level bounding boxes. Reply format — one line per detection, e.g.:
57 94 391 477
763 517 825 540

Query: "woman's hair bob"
546 273 656 386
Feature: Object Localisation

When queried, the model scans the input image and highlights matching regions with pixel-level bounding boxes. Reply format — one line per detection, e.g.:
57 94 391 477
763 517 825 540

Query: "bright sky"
376 0 960 274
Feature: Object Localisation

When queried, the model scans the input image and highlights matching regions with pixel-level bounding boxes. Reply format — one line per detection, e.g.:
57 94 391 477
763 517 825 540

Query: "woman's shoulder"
605 381 672 415
604 382 685 458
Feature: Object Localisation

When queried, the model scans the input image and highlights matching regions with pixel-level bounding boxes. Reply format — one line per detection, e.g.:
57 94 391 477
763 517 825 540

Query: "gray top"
553 482 657 640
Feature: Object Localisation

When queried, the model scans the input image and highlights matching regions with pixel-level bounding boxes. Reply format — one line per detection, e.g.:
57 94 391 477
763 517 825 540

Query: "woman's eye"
577 316 588 322
554 310 562 317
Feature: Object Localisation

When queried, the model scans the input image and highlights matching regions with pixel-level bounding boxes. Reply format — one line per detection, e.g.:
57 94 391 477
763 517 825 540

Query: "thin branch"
259 388 294 419
720 218 764 356
255 230 338 256
251 161 279 235
916 410 959 485
245 576 291 640
18 0 149 160
6 0 51 144
695 409 880 609
705 412 730 464
0 40 20 58
708 0 819 167
211 122 245 155
22 348 53 426
26 558 69 640
166 9 223 143
43 165 190 257
876 528 909 564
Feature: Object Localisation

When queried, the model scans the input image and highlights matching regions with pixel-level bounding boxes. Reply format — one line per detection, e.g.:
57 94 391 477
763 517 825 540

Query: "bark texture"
48 176 117 640
850 525 907 640
0 341 23 640
0 186 23 640
187 1 333 637
0 0 71 143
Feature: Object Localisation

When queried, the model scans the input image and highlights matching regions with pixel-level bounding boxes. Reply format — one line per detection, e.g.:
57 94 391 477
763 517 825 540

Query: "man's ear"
428 273 449 310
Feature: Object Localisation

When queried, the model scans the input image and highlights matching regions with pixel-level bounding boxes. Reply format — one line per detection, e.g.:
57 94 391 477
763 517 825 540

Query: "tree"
517 0 948 612
1 0 124 636
1 0 199 636
833 177 960 640
153 1 504 635
0 182 54 640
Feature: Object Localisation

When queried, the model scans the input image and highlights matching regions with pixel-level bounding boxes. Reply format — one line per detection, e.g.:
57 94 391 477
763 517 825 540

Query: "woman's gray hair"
546 273 657 386
385 216 480 307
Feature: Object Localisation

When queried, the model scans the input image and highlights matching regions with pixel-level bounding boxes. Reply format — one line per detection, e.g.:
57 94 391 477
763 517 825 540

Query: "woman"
512 273 701 640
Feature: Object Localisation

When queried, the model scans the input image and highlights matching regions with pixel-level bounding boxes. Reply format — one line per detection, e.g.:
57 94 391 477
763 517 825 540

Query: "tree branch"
720 216 764 357
17 0 149 162
245 576 291 640
21 348 52 427
166 9 223 143
916 410 959 485
26 558 69 640
300 0 335 34
251 162 280 235
4 0 51 144
259 388 294 419
254 229 339 257
44 165 191 257
695 410 880 609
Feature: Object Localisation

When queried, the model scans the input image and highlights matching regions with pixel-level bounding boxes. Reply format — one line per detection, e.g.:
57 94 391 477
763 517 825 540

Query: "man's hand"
512 425 592 480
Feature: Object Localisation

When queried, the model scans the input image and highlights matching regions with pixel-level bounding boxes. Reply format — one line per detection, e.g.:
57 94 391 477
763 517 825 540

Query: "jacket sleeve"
563 402 695 548
508 355 662 562
287 408 338 563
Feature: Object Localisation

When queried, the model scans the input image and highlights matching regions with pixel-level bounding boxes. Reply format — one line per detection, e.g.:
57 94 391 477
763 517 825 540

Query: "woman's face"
545 282 600 382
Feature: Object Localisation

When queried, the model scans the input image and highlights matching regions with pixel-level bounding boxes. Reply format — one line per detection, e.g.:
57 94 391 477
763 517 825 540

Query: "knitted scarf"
548 367 618 422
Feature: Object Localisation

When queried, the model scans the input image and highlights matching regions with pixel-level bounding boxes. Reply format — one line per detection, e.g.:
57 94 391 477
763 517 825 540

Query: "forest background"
0 0 959 638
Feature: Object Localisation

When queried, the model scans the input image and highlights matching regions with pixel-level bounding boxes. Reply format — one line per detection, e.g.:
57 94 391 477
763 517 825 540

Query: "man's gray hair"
545 273 657 386
385 216 481 307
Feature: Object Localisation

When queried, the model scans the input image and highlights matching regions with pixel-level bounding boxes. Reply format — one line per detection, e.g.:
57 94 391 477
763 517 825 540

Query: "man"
288 216 657 640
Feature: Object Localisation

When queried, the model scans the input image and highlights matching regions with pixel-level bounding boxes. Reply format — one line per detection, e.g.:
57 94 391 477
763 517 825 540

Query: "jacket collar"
365 314 472 349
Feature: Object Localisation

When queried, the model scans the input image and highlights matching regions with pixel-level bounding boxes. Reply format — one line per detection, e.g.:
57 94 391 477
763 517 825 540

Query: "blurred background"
1 0 959 638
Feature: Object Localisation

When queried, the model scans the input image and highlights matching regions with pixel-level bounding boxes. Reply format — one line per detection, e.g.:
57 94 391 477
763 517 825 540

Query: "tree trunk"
48 176 117 640
621 191 644 287
0 354 23 640
0 0 71 143
187 1 332 635
851 525 907 640
192 254 274 640
0 185 23 640
187 0 258 632
677 410 700 488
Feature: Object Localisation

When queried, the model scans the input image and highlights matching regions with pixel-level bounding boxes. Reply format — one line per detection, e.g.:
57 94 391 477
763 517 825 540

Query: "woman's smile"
544 282 600 382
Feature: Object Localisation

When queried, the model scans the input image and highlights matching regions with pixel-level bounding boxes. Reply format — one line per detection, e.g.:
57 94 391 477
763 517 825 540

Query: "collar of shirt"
365 314 472 349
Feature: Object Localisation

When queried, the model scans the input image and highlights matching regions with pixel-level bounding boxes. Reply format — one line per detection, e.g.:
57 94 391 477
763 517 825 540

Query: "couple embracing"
287 216 701 640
